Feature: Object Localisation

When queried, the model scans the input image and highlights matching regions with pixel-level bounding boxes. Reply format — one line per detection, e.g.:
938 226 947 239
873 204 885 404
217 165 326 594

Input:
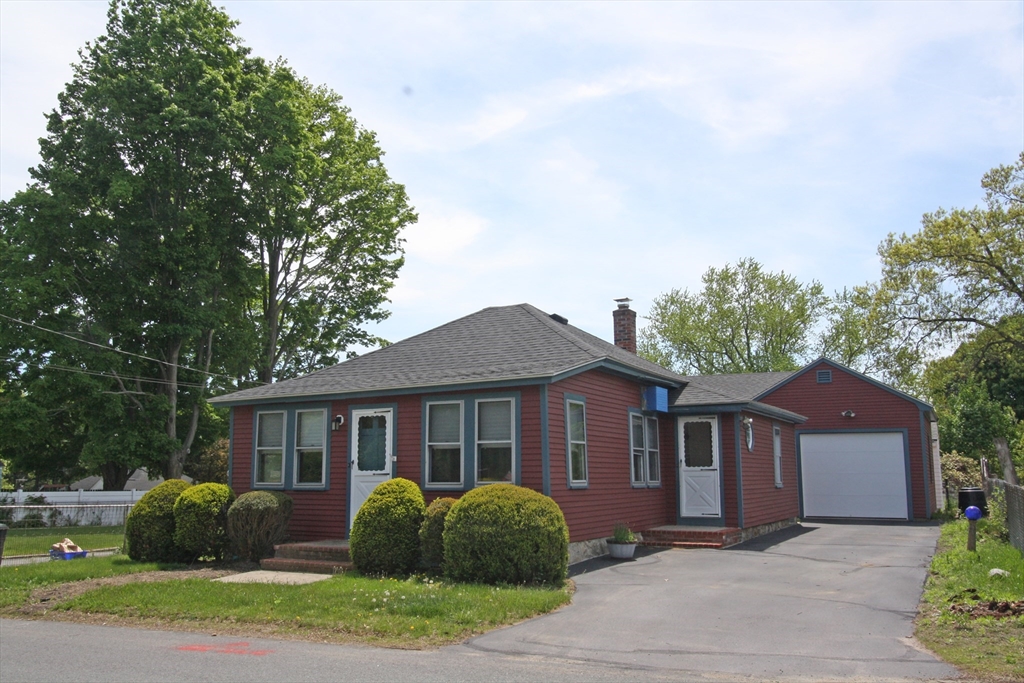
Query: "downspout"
540 384 551 496
734 413 744 529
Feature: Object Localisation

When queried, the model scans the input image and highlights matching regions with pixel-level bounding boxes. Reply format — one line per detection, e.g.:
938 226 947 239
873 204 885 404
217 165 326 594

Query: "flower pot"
607 540 637 560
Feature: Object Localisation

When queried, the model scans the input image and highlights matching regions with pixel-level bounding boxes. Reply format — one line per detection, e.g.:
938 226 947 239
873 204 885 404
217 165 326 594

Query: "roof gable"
755 357 933 413
210 304 685 404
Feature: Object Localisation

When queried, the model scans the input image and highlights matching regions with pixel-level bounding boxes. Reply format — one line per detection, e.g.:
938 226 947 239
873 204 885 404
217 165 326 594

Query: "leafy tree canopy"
639 258 828 375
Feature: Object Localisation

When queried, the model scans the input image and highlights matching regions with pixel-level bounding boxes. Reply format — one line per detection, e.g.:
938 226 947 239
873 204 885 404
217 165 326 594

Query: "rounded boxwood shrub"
172 482 236 561
443 484 569 586
227 490 294 561
350 478 425 576
125 479 192 562
419 497 457 570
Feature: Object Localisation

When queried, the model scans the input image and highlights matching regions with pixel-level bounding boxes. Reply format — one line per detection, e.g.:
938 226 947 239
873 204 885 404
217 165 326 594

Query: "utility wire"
18 361 210 389
0 312 263 384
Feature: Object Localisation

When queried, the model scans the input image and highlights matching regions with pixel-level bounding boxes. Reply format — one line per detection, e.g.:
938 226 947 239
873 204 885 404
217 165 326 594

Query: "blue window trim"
419 391 521 491
564 393 588 489
628 408 662 489
252 402 331 492
422 399 465 489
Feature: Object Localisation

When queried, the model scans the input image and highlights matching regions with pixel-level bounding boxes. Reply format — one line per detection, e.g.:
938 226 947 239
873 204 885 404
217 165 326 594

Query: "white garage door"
800 432 908 519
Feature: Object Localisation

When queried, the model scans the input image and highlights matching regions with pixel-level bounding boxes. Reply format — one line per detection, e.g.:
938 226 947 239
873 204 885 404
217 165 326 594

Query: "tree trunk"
993 437 1019 485
100 462 133 491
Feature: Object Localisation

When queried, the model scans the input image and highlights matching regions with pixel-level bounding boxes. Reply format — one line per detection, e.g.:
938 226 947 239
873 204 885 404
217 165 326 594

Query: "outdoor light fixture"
742 416 755 451
841 410 856 418
332 414 345 431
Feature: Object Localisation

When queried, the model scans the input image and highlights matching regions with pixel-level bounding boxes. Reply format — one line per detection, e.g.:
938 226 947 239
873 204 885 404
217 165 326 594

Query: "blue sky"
2 1 1021 350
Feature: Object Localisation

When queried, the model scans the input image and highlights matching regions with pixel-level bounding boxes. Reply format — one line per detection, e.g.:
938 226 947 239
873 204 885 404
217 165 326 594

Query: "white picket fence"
3 490 147 505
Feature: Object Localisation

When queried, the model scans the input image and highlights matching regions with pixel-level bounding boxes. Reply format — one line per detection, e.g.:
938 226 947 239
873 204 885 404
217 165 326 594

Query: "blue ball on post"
965 505 982 551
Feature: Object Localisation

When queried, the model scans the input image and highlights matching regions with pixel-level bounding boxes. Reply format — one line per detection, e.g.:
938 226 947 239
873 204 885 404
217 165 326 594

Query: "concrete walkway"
469 522 958 680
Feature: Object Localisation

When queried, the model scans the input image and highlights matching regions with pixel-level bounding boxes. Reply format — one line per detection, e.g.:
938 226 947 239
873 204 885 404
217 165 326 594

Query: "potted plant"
607 523 638 560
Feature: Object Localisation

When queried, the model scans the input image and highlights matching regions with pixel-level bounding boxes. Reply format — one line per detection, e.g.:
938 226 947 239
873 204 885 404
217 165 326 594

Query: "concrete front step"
260 557 352 574
273 540 350 563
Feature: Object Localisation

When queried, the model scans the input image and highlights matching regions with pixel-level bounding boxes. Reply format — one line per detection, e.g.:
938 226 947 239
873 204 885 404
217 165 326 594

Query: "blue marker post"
965 505 982 552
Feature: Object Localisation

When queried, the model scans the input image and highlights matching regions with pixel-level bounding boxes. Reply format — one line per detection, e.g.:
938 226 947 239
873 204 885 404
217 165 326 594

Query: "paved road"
0 522 958 682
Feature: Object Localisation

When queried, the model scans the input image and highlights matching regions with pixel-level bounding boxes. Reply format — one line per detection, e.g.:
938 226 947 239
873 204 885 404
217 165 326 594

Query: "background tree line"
0 0 415 490
640 154 1024 480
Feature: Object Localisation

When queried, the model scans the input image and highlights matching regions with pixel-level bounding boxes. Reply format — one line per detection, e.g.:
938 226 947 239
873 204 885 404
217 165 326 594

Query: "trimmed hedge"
173 483 235 561
350 478 425 576
227 490 294 561
124 479 192 562
419 497 457 570
443 484 568 586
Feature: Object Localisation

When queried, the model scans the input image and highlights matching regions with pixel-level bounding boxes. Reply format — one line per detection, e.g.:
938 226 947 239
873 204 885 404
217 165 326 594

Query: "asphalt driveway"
467 522 959 681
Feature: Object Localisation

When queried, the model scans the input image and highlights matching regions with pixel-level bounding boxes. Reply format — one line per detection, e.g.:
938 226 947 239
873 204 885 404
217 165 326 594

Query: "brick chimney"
613 298 636 354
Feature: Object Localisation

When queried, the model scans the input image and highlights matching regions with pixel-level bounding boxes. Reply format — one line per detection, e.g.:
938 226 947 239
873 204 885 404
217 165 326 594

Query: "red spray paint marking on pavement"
177 641 272 656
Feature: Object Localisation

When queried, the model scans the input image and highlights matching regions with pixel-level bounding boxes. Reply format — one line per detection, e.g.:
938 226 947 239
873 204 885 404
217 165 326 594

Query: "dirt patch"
948 600 1024 619
16 567 241 616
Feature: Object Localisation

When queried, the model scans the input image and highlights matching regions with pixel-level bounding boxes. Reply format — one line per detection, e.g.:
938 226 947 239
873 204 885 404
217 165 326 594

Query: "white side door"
349 408 393 531
679 416 722 518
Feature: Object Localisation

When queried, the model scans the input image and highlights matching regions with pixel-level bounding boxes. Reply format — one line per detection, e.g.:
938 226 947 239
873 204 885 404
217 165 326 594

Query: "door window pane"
684 421 714 468
357 415 388 471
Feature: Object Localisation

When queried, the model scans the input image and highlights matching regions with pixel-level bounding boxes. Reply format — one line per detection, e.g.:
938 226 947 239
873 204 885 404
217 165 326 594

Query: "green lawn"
0 555 167 608
62 572 570 646
916 520 1024 681
0 555 572 646
2 525 125 557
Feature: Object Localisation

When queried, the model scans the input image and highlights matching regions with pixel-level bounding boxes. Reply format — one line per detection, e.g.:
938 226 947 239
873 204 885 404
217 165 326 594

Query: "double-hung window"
294 409 326 486
426 402 463 486
477 399 514 483
773 424 783 487
567 399 588 485
256 411 286 486
630 413 660 486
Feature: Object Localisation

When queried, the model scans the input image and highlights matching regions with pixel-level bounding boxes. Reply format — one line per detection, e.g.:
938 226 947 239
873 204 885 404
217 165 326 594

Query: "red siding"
548 370 676 542
719 416 739 527
738 411 800 527
761 362 932 519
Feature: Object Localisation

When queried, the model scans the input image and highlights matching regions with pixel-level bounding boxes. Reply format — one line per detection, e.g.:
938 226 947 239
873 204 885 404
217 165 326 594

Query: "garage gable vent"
816 369 832 384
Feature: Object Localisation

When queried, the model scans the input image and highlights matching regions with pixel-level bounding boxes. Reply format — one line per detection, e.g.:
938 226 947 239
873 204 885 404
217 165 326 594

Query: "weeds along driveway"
467 522 960 681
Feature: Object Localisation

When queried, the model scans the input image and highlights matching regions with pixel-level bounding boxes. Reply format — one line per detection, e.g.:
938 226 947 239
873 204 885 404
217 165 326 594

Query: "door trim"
347 404 397 533
678 415 723 520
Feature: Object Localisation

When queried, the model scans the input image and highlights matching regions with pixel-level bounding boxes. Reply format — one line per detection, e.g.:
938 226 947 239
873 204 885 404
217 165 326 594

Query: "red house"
210 303 938 560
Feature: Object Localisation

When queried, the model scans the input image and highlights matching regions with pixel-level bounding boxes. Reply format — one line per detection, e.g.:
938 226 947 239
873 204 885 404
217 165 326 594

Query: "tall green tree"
0 0 256 480
237 65 413 384
872 153 1024 357
639 258 828 375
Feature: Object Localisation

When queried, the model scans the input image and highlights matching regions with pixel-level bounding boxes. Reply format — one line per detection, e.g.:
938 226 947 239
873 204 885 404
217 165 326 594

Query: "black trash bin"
0 523 7 567
958 487 988 516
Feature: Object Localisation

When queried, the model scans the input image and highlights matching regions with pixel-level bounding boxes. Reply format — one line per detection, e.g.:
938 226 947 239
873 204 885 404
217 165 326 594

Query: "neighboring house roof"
210 304 687 405
669 370 806 423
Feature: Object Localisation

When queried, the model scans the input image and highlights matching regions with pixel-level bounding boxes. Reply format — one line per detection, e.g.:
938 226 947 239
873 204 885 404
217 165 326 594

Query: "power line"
0 313 262 384
19 361 210 389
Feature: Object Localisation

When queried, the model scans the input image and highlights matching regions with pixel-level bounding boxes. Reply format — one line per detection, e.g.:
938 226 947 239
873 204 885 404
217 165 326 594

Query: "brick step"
260 557 352 574
273 542 350 563
642 540 725 549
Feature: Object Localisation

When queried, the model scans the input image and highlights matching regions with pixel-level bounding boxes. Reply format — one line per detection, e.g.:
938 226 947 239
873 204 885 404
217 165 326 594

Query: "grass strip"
60 573 572 646
0 555 168 609
916 520 1024 681
2 526 125 557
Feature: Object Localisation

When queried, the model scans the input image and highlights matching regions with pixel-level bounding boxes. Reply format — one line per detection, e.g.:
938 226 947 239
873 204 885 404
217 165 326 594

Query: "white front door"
679 416 722 518
349 408 393 531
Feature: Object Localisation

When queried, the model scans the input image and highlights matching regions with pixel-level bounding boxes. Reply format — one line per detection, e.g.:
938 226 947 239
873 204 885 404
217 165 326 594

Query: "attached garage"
799 432 910 519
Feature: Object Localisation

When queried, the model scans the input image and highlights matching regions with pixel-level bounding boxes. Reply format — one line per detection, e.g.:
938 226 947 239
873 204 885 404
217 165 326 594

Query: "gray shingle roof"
210 304 686 404
671 371 797 407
